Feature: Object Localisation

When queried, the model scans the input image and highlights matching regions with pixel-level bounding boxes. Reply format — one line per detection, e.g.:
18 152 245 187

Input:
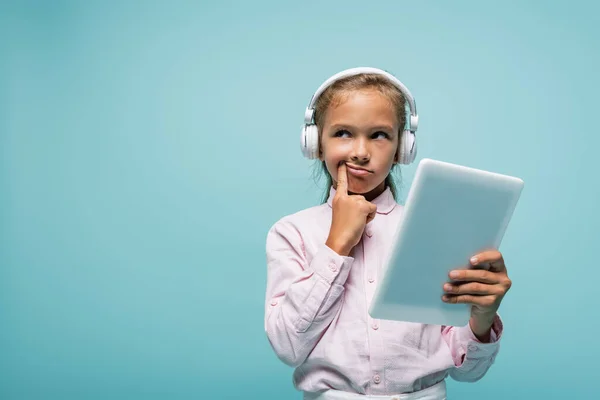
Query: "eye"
372 131 391 139
333 129 351 138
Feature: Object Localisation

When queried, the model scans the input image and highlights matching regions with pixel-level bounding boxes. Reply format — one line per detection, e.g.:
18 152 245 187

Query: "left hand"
442 250 512 339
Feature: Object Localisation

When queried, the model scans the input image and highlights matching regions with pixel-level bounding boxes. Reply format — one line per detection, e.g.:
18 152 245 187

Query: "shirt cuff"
459 313 503 358
468 313 503 343
312 243 354 285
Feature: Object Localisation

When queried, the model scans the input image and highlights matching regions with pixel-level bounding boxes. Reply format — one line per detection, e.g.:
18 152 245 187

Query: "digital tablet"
368 158 524 327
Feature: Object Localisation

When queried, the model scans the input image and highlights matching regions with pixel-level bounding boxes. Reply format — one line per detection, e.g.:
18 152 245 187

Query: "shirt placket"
362 224 386 394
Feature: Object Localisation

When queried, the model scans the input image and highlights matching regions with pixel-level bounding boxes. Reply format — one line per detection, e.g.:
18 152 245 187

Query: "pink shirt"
264 186 503 395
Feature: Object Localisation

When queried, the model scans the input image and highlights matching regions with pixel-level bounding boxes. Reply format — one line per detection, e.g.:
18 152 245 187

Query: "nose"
350 136 369 162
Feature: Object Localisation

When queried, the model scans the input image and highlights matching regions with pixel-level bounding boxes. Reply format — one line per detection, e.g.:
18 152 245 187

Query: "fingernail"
470 257 478 265
449 271 459 279
444 284 453 292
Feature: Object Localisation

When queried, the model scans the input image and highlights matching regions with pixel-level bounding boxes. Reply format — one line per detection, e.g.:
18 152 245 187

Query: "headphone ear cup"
398 130 417 165
300 124 320 159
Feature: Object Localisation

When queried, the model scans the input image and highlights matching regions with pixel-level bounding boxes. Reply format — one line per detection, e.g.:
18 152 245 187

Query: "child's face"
320 88 399 199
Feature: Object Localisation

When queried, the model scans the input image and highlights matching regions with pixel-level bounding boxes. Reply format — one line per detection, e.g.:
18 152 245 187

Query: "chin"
345 176 387 196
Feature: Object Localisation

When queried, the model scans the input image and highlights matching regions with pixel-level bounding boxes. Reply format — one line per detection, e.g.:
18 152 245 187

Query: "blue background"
1 1 598 398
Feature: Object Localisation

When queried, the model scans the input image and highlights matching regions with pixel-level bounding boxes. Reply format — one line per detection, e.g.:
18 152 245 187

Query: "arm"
264 219 354 367
441 250 512 382
442 313 503 382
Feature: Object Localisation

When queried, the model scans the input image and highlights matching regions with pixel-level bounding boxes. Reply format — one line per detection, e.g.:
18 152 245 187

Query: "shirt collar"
326 186 397 215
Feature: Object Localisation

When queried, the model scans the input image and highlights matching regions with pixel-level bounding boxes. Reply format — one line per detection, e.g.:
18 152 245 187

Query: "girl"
264 67 512 400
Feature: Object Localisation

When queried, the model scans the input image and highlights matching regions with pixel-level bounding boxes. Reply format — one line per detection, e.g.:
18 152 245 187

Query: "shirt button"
270 300 278 306
373 374 381 384
372 322 379 330
329 263 338 273
368 277 374 283
468 344 478 351
366 229 373 237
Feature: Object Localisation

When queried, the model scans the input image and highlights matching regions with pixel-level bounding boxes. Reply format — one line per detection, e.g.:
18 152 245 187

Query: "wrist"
325 236 351 256
469 313 496 342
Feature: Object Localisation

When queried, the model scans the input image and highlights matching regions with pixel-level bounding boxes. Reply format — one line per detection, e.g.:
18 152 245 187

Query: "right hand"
325 162 377 256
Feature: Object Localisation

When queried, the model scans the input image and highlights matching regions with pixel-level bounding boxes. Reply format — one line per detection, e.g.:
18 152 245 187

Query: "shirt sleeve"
264 218 354 368
441 313 504 382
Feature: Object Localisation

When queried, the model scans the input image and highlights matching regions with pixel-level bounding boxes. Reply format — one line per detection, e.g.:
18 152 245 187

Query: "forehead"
325 89 398 128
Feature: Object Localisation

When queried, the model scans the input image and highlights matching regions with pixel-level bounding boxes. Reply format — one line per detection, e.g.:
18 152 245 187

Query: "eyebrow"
329 124 395 132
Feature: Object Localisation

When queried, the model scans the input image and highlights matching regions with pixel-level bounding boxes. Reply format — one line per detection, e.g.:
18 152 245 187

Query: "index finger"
335 162 348 195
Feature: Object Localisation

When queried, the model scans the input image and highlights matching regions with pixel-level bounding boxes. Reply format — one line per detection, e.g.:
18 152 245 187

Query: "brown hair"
310 73 407 203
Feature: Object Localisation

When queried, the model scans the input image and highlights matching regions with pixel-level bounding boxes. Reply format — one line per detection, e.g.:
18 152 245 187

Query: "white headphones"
300 67 419 165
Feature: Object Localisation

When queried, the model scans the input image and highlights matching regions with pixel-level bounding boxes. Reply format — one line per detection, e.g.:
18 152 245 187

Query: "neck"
363 181 387 202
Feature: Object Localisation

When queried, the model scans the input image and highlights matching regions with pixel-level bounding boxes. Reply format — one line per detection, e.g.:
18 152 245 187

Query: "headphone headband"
303 67 418 133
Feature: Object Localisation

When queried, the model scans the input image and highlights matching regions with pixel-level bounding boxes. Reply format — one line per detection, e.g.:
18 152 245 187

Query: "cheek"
321 145 345 180
385 141 399 163
374 143 398 163
324 154 343 178
321 140 346 162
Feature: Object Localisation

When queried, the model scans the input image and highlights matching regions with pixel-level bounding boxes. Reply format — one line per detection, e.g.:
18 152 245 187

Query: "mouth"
346 163 374 176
